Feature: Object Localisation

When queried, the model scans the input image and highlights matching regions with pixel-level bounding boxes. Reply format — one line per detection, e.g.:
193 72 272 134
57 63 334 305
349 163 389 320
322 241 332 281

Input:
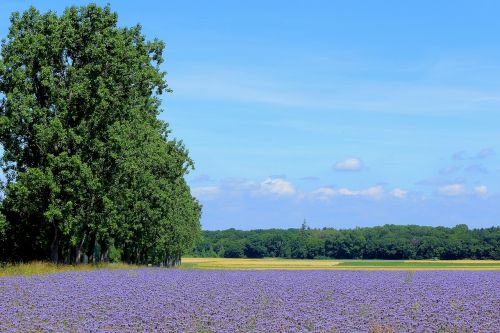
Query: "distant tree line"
189 223 500 260
0 5 201 266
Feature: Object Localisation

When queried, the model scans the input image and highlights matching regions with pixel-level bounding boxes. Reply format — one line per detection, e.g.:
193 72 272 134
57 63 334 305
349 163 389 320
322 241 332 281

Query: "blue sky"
1 1 499 230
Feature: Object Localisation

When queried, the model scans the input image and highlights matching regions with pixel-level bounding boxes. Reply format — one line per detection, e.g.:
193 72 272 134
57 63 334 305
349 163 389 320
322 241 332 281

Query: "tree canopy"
0 4 201 265
190 225 500 260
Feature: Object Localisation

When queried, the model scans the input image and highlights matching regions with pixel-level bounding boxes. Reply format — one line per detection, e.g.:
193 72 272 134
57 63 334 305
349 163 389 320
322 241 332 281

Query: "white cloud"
314 187 337 196
356 186 384 199
390 188 407 199
438 184 465 196
337 188 358 196
312 187 337 201
334 158 363 171
191 186 220 199
313 185 384 200
474 185 488 196
199 177 296 198
258 178 295 196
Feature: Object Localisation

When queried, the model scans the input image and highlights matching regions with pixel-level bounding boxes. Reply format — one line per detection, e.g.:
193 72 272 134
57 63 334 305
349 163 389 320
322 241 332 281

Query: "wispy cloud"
438 184 466 196
474 148 495 159
171 66 500 115
258 178 295 196
300 176 320 182
465 164 488 174
191 186 220 199
313 185 384 200
218 177 296 197
334 158 364 172
390 188 408 199
451 148 496 161
193 174 493 205
269 174 287 179
474 185 488 196
417 176 466 186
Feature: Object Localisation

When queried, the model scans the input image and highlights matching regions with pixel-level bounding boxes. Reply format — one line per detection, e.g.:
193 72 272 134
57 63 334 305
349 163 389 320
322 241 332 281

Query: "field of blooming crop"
0 269 498 332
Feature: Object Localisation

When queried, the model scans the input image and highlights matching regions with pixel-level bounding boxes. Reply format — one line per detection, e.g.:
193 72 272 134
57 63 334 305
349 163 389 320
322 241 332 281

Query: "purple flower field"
0 269 498 332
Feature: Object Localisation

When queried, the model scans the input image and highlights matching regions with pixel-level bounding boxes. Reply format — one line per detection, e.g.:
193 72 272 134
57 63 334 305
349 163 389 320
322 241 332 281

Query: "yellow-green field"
181 257 500 270
0 261 139 277
2 259 499 277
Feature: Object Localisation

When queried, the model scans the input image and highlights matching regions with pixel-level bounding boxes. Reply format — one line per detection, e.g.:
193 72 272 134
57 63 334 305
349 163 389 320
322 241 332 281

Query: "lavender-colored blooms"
0 270 498 332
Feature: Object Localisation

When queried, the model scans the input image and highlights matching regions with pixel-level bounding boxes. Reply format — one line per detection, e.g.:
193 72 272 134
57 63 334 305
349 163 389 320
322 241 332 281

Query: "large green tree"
0 4 201 265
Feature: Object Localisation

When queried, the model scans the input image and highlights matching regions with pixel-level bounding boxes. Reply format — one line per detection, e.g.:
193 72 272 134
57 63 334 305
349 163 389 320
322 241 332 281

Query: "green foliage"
0 4 200 265
0 212 7 259
0 211 6 235
244 238 266 258
108 245 122 263
222 240 245 258
189 225 500 260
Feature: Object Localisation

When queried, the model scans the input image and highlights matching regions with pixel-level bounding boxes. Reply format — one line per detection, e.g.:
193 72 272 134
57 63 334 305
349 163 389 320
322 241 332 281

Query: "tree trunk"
172 256 181 267
164 256 182 268
50 228 58 263
100 247 109 262
76 233 87 264
88 233 96 264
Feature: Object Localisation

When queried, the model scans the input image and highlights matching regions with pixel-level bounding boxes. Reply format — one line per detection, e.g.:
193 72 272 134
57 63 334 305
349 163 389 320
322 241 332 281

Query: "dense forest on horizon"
190 224 500 260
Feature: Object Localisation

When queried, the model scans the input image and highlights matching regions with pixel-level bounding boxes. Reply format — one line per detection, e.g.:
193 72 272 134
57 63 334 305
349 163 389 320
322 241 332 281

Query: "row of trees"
0 5 201 265
190 224 500 260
